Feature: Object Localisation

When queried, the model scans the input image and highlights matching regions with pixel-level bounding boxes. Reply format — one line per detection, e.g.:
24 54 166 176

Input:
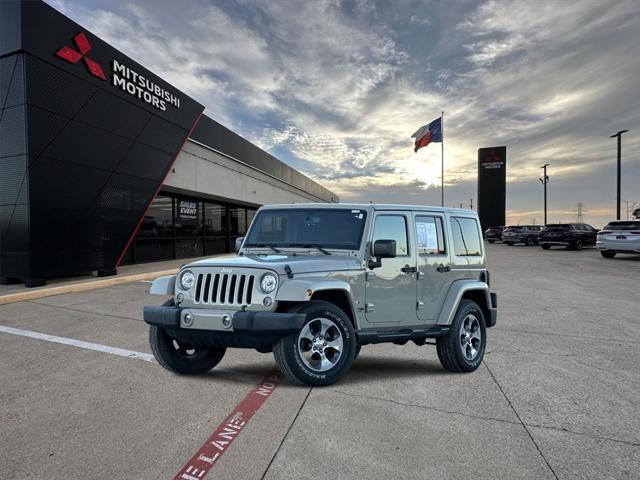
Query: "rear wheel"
572 239 584 250
526 237 536 246
505 242 514 246
436 299 486 373
149 326 226 374
541 244 551 250
487 240 495 244
601 250 616 258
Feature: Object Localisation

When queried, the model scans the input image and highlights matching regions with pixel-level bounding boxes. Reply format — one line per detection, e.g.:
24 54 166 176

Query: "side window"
372 215 409 256
450 217 482 256
415 216 446 254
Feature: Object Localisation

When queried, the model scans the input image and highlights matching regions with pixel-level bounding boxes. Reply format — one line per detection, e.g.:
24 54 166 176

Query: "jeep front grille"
193 273 255 306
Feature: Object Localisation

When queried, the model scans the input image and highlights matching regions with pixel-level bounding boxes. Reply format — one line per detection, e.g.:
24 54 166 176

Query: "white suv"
597 220 640 258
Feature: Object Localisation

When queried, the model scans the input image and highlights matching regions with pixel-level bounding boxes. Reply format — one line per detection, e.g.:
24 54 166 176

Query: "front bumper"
143 305 306 334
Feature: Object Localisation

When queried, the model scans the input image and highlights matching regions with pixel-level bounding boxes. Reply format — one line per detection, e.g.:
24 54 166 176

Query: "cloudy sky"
48 0 640 227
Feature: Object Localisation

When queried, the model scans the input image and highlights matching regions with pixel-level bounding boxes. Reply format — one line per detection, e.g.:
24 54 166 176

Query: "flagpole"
441 110 444 207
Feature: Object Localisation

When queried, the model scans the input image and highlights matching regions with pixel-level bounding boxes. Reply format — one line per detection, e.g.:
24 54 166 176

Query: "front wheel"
149 326 226 374
487 240 495 244
601 250 616 258
526 237 536 246
436 300 487 373
273 301 356 386
505 242 514 246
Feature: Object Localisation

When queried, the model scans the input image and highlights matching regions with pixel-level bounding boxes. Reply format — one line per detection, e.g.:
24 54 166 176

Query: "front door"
365 212 417 324
414 213 452 323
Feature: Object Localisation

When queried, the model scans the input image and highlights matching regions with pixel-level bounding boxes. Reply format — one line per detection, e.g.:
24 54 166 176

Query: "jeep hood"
186 253 361 275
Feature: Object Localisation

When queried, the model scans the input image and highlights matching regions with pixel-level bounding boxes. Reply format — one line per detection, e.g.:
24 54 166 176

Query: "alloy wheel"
459 314 482 361
297 317 344 372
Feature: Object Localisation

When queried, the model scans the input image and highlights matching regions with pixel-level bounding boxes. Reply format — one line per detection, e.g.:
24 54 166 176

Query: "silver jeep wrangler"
143 203 497 386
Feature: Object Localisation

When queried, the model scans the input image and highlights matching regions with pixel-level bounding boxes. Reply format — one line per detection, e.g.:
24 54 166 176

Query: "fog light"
176 293 184 304
263 297 273 307
222 315 232 329
183 312 193 326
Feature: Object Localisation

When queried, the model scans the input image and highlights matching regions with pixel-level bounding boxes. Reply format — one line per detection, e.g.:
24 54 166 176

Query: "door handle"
437 265 451 272
401 265 417 273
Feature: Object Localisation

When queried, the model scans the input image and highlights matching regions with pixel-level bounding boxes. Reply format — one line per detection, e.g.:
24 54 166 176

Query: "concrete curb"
0 269 177 306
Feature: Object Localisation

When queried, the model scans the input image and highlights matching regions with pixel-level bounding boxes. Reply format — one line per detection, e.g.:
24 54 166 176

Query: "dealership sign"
56 32 181 112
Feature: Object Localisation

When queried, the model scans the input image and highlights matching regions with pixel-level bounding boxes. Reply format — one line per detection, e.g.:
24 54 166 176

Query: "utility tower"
575 203 586 222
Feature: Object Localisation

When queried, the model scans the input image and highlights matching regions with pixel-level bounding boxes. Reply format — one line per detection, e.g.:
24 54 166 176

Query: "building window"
138 195 173 238
122 192 259 264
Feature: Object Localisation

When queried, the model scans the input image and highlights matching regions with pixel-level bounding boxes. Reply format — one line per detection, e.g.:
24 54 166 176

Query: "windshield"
603 221 640 231
244 208 368 250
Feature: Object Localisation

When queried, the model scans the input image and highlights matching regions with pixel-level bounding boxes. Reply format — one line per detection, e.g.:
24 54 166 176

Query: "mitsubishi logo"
55 32 106 80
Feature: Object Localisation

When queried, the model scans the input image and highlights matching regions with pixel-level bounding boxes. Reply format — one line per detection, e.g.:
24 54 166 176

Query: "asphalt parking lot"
1 244 638 480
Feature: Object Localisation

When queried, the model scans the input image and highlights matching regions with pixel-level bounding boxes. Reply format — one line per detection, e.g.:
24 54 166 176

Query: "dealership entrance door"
119 192 257 265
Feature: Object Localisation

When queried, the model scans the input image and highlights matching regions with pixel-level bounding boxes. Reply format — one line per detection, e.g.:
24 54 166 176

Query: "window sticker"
416 221 438 250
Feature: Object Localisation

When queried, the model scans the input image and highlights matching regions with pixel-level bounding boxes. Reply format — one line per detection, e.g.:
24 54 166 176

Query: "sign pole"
441 111 444 207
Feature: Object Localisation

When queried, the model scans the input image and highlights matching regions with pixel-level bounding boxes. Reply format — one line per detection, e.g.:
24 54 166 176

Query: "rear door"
414 213 451 323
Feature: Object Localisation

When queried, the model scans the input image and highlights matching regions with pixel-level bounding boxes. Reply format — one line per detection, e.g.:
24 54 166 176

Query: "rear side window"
415 216 446 254
450 217 482 256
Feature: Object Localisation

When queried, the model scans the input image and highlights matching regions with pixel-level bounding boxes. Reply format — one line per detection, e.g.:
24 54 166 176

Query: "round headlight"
260 273 277 294
180 270 195 290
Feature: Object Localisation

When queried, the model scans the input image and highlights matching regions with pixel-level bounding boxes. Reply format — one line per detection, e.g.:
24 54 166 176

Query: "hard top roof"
259 202 476 214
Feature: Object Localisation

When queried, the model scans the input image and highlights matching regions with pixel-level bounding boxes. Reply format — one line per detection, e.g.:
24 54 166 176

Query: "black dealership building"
0 0 337 287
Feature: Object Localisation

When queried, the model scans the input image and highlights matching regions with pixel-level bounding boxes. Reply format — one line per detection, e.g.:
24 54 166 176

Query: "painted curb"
0 269 177 305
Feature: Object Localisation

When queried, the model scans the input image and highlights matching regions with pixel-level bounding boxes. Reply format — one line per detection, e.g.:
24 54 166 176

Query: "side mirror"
368 239 396 269
235 237 245 253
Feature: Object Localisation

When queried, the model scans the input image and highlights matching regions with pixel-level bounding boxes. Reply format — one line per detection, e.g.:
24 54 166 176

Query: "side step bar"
358 326 450 346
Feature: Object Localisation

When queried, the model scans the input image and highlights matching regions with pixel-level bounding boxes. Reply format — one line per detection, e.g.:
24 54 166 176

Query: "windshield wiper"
245 243 282 253
286 243 332 255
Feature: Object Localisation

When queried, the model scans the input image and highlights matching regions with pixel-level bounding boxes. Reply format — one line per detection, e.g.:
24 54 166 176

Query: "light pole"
610 129 629 220
539 163 550 225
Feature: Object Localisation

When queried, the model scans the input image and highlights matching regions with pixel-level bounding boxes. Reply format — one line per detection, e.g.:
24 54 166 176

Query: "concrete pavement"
0 245 638 479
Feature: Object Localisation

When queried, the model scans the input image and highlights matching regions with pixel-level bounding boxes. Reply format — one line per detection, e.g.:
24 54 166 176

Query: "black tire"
601 250 616 258
575 239 584 250
505 242 514 246
526 237 536 246
149 326 226 374
487 240 495 244
436 299 487 373
541 244 551 250
273 301 356 386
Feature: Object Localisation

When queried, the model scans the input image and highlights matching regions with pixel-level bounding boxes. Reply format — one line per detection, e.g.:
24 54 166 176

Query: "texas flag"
411 117 442 153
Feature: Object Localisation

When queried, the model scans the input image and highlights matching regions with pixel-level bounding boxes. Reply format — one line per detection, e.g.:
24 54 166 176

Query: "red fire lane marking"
173 371 284 480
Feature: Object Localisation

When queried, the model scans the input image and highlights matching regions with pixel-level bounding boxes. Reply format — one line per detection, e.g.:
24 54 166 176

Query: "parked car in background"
539 223 598 250
484 226 505 243
596 220 640 258
501 225 544 246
